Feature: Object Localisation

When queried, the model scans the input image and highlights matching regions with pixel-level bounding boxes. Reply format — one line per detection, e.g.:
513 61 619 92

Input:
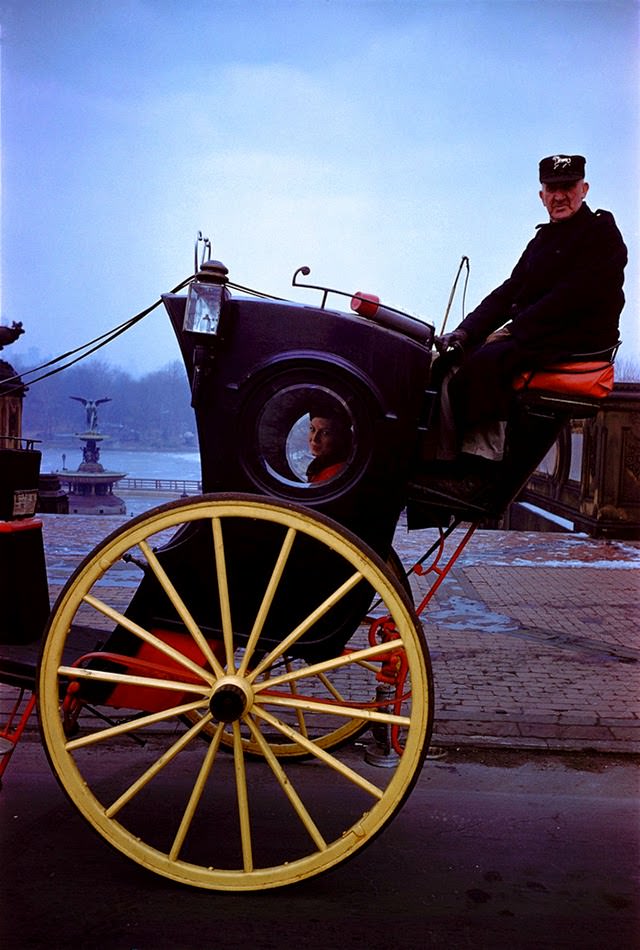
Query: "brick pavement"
2 503 638 755
397 523 639 754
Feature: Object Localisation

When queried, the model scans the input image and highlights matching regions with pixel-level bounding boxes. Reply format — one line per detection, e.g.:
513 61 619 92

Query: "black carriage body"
163 291 433 555
96 289 433 676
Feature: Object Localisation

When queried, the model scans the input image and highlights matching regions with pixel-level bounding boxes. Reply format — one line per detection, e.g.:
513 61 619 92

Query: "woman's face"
308 416 340 459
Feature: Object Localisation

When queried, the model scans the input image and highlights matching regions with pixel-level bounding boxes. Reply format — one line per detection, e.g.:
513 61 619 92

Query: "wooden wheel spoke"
238 527 297 676
353 658 380 674
58 665 211 696
257 693 410 727
253 639 401 692
170 723 225 861
105 714 213 818
232 721 253 872
314 670 347 703
211 518 235 673
138 540 224 678
248 570 365 682
81 593 215 686
66 699 210 751
284 659 310 738
244 716 327 851
252 707 384 800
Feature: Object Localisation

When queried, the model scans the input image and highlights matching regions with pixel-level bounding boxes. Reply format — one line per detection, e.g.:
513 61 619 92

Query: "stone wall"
0 359 24 444
505 383 640 539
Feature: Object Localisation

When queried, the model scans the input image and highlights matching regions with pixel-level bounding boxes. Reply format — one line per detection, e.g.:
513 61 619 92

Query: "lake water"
40 445 202 482
38 445 203 517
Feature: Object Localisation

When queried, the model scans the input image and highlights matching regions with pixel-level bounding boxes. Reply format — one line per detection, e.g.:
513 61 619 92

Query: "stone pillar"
579 383 640 536
0 358 24 444
510 382 640 539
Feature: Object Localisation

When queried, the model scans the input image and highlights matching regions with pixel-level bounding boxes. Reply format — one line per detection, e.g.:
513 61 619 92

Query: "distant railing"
118 478 202 494
504 382 640 540
0 436 41 450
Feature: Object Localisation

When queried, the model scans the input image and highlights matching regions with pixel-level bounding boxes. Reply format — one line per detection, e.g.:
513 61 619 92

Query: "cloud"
1 0 637 372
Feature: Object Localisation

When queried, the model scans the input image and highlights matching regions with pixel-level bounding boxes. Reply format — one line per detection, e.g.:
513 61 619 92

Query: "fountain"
56 397 127 515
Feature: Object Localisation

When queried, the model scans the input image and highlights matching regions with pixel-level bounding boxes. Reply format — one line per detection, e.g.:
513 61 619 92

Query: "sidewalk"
398 525 640 754
2 506 639 755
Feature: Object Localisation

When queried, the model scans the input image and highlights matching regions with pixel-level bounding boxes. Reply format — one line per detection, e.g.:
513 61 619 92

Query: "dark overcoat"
449 203 627 427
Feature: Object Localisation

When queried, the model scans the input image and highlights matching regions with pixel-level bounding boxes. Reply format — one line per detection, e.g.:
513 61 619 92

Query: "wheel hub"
209 676 253 723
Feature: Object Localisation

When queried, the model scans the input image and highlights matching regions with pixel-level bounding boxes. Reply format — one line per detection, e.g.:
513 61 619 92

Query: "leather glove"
434 328 468 355
484 325 512 344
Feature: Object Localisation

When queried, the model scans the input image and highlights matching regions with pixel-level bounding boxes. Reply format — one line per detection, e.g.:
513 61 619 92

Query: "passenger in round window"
306 401 352 484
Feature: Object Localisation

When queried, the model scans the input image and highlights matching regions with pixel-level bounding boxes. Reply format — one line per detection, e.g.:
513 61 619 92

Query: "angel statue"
70 396 112 432
0 321 24 349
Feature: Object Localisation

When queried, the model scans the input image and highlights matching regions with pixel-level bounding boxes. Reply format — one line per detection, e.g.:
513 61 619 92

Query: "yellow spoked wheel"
189 546 411 759
187 651 376 758
38 494 433 891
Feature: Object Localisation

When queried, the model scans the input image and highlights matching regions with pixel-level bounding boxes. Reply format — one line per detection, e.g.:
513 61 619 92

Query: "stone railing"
504 382 640 539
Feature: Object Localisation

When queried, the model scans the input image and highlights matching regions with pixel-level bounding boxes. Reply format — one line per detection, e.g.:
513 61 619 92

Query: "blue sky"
1 0 638 374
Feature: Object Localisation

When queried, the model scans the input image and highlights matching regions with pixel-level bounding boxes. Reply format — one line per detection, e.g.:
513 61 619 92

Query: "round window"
240 372 371 499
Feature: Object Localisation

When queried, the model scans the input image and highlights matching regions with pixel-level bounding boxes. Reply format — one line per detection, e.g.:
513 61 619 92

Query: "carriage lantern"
183 259 229 337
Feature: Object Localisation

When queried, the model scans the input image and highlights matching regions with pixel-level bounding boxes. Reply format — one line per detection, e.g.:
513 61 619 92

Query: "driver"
428 153 627 498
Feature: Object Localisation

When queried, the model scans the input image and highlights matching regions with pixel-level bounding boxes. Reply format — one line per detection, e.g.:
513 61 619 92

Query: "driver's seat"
405 346 618 527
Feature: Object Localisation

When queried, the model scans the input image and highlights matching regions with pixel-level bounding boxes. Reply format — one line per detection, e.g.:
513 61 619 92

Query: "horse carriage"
0 241 615 890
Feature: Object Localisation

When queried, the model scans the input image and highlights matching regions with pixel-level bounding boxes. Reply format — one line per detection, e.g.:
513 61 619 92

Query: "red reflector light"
351 292 379 318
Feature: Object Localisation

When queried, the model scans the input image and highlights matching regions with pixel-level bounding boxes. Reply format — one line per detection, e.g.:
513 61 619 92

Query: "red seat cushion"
513 361 614 399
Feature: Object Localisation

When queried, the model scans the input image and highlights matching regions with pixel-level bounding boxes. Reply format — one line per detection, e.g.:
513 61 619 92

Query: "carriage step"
0 736 17 756
0 658 37 691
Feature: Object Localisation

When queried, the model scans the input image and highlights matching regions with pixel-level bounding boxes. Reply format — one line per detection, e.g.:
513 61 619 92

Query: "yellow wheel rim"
38 494 432 891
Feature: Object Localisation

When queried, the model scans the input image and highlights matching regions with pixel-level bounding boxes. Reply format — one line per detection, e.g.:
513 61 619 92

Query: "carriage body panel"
163 291 434 557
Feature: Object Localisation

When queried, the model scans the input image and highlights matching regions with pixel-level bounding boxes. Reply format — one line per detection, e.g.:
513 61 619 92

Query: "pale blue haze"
1 0 637 374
